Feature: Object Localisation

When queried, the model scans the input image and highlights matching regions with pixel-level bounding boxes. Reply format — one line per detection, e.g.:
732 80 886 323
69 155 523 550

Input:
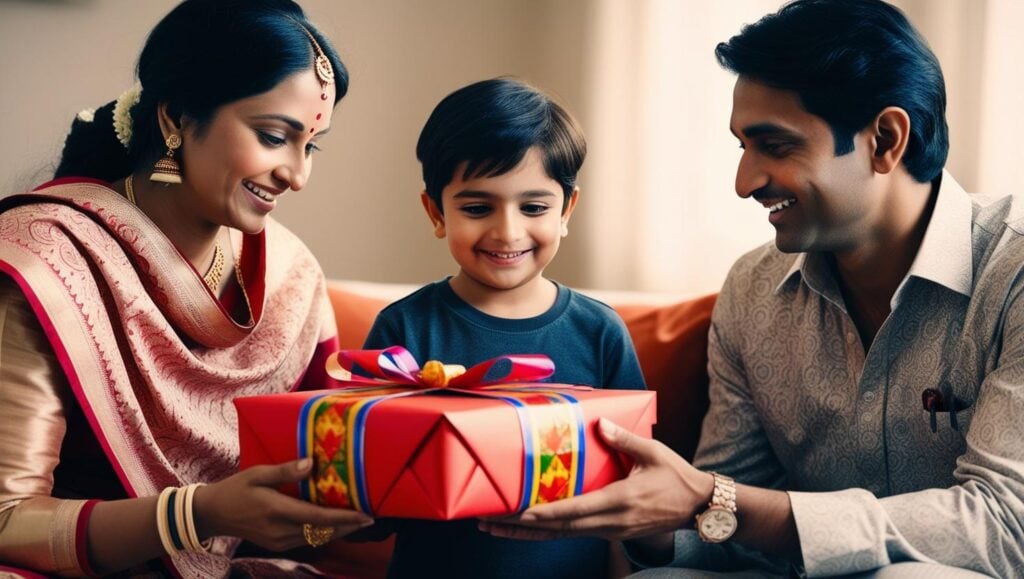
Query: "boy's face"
730 76 881 254
423 147 578 302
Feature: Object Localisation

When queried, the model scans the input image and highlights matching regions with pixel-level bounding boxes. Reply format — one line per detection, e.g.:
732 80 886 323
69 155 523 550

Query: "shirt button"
862 390 875 403
846 332 857 344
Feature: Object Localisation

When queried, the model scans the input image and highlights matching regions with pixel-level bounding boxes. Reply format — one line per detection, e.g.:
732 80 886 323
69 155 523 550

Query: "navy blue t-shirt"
362 279 646 579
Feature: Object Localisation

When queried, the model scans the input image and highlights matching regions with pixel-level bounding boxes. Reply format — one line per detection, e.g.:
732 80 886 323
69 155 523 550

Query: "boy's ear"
560 187 580 238
867 106 911 175
420 191 446 239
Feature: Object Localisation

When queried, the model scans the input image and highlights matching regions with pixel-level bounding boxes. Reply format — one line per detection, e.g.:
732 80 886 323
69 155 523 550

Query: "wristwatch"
695 472 737 543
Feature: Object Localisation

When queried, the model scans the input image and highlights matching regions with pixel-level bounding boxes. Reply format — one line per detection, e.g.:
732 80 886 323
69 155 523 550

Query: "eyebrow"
252 114 331 136
453 189 559 200
731 122 804 141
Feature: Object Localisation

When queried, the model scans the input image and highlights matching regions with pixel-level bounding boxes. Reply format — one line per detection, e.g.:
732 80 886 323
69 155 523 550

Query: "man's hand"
478 417 713 542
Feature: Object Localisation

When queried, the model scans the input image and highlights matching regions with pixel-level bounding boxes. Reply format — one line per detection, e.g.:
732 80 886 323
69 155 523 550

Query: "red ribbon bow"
325 346 556 390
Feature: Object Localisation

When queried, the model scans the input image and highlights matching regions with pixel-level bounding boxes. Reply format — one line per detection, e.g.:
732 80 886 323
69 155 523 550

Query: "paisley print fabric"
665 173 1024 577
0 179 338 578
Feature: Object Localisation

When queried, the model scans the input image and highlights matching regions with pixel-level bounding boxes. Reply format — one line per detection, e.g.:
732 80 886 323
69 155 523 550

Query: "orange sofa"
316 280 717 578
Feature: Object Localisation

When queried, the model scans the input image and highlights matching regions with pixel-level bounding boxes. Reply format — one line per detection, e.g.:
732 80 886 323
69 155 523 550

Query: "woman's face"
177 68 335 234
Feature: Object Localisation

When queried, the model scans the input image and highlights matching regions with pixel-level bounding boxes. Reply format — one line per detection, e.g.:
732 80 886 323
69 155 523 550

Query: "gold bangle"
156 487 178 556
182 483 212 552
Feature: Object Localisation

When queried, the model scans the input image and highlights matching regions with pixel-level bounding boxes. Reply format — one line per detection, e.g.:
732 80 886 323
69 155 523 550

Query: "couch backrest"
326 281 715 461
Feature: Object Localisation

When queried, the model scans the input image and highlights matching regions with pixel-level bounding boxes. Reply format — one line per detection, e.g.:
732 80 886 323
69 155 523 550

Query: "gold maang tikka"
291 20 335 98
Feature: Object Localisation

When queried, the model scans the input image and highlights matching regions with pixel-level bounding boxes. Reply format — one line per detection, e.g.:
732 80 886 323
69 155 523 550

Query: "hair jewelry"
291 19 335 99
77 108 96 123
112 84 142 148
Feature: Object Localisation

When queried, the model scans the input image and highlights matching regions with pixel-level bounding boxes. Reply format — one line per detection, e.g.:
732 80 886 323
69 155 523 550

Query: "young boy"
363 77 646 578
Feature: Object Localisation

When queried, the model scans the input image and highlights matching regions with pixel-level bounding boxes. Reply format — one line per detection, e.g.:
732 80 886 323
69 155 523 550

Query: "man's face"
729 77 881 254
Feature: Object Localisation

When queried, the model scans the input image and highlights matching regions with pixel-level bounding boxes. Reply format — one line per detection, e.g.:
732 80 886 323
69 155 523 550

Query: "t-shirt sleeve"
362 310 402 350
602 313 647 391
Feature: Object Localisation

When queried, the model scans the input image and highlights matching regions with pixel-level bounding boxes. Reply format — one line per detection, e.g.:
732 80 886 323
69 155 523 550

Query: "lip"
243 179 278 213
478 248 532 266
764 198 797 225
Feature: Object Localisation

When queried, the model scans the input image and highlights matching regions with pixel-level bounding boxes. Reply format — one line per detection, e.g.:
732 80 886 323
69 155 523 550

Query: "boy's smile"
423 147 578 317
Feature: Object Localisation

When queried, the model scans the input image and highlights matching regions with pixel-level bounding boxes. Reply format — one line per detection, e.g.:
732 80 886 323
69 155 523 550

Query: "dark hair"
417 77 586 212
715 0 948 183
54 0 348 182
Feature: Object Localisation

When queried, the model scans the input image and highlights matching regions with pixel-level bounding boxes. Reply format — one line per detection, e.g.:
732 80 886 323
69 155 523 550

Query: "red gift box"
235 348 656 520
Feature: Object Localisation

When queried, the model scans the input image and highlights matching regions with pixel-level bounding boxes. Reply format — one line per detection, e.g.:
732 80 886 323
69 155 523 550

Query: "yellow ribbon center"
418 360 466 388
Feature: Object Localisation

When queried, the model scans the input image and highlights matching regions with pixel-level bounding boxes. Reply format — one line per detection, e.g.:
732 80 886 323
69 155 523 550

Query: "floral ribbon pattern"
297 347 587 515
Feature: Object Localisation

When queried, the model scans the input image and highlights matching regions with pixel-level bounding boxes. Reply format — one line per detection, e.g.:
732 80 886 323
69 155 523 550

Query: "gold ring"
302 523 335 548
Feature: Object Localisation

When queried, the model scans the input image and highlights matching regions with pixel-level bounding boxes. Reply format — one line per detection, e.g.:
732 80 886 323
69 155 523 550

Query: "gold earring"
150 134 183 184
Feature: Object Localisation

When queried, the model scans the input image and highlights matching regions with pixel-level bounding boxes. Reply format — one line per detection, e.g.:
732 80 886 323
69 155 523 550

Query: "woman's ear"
156 102 183 141
560 187 580 238
420 191 445 239
868 106 911 175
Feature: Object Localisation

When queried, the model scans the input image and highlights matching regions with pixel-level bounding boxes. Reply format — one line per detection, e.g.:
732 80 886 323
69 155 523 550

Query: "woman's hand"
478 418 712 542
193 458 374 550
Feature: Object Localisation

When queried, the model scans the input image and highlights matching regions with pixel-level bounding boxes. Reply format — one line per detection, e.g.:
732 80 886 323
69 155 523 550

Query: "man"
480 1 1024 576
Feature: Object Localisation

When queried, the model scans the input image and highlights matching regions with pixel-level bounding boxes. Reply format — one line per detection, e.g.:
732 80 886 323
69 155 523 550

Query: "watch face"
698 507 737 543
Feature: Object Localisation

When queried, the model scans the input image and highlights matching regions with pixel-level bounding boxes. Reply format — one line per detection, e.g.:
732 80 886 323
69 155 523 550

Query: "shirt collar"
774 170 974 304
896 170 973 302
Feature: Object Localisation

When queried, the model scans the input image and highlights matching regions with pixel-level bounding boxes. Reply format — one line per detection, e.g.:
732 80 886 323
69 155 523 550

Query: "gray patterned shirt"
667 173 1024 577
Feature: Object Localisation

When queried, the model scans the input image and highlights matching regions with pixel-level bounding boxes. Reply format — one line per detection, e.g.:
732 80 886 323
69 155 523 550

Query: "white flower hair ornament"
76 108 96 123
112 84 142 149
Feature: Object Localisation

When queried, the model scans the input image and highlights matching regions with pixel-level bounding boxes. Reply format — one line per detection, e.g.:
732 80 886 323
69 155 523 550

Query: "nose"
491 207 525 243
273 150 310 192
735 150 768 199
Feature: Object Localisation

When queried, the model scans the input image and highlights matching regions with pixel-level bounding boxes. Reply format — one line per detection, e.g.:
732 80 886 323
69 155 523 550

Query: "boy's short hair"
715 0 948 183
416 77 586 211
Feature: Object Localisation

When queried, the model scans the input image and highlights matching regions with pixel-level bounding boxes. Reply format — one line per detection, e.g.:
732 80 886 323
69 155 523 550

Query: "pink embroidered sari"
0 178 338 577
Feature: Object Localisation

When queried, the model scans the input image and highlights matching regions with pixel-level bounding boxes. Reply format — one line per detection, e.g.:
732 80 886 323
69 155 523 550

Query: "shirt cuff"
789 488 889 577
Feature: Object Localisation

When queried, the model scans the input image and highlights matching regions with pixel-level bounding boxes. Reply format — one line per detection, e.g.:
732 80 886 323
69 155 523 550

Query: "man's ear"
420 191 446 239
560 187 580 238
868 106 911 175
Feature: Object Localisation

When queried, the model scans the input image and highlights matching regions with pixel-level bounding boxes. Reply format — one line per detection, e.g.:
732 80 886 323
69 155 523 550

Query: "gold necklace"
125 174 137 204
232 241 253 319
124 175 228 293
203 244 226 292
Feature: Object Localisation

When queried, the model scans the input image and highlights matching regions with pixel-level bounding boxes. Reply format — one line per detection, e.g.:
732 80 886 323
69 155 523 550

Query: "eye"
459 204 491 217
759 140 795 158
305 142 322 156
521 203 550 216
257 131 286 147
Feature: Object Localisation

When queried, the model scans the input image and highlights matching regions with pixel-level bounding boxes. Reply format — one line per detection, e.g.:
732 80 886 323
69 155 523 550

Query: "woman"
0 1 372 576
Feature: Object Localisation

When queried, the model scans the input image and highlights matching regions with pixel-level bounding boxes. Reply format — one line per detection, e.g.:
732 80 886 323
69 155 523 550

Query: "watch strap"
709 472 736 512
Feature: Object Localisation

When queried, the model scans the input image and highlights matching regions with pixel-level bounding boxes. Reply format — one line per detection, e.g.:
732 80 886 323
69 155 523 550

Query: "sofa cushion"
615 294 715 461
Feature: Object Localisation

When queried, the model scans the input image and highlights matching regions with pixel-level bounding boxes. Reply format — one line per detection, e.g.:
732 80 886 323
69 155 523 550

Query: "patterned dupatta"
0 178 337 577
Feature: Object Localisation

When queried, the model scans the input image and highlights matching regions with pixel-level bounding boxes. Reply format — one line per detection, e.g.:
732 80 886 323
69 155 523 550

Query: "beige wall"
0 0 593 286
1 1 1018 292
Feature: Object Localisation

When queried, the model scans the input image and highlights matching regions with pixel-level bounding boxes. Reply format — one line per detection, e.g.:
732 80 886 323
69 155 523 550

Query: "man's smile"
765 198 797 213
